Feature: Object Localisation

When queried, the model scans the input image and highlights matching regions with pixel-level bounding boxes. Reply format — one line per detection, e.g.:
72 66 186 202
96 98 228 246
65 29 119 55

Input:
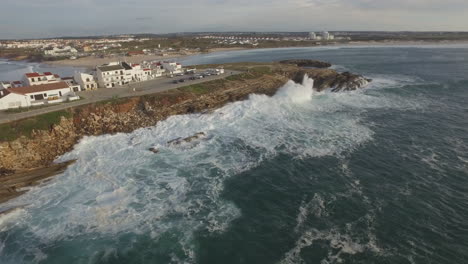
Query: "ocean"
1 45 467 264
0 59 85 82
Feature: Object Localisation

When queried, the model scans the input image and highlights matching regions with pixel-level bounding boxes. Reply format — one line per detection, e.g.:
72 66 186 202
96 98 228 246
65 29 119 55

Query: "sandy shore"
43 40 468 69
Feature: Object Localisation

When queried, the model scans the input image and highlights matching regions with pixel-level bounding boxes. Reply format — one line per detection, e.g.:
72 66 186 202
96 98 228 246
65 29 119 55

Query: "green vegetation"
179 83 210 94
95 95 128 106
0 110 72 141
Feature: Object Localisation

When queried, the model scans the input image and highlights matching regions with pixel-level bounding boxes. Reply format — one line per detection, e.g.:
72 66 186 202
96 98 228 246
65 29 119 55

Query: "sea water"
0 45 467 263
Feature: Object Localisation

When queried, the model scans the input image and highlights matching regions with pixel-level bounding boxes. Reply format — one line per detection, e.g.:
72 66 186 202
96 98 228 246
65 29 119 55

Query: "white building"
74 72 98 91
44 46 78 57
309 32 317 40
0 82 78 110
96 62 133 88
322 31 330 40
22 72 61 86
161 61 183 75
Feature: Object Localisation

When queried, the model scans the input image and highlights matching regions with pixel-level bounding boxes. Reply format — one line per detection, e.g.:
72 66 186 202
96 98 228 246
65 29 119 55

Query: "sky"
1 0 467 39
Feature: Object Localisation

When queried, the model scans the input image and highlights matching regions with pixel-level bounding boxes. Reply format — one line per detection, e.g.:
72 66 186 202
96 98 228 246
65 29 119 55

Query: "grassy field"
0 110 72 141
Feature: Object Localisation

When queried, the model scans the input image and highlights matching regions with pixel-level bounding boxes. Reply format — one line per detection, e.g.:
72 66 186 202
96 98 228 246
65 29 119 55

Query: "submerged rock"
148 147 159 154
167 132 207 146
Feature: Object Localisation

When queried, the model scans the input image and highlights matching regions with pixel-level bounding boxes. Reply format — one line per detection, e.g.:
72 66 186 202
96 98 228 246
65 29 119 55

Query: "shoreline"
0 62 371 204
5 40 467 69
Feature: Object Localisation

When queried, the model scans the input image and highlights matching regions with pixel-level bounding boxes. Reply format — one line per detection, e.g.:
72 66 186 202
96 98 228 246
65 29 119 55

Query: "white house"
0 82 78 110
61 77 83 92
96 62 133 88
74 72 98 91
44 46 78 57
151 62 166 77
161 61 183 75
22 72 61 86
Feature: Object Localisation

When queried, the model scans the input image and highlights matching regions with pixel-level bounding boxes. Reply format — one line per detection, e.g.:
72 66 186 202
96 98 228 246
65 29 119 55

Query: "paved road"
0 71 240 124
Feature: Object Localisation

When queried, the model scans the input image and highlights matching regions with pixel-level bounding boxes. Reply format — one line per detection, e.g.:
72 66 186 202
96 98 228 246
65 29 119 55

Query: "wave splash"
1 75 385 263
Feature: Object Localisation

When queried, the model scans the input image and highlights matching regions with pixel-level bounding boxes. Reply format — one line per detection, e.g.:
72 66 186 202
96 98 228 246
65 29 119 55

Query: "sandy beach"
44 47 250 69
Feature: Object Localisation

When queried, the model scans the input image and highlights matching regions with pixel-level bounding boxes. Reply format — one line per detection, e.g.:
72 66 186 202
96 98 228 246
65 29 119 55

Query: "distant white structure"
322 31 330 40
74 72 98 91
44 46 78 57
0 82 78 110
309 32 317 40
161 61 183 75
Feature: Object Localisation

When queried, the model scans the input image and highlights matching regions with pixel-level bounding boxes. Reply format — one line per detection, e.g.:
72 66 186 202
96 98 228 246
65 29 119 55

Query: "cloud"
0 0 467 38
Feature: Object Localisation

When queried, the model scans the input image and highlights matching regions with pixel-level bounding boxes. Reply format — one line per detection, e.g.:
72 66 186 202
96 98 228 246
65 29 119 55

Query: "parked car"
194 74 203 79
178 79 185 83
172 80 178 84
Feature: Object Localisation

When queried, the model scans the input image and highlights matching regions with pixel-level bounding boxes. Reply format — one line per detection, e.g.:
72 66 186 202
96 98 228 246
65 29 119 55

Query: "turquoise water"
1 45 467 263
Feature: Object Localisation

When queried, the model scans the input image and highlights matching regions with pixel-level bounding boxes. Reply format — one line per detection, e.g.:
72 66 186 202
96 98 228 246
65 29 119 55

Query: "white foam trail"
0 74 421 263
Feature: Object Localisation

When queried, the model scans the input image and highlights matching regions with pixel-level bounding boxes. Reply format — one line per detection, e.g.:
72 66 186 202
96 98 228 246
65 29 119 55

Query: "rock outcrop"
288 69 370 92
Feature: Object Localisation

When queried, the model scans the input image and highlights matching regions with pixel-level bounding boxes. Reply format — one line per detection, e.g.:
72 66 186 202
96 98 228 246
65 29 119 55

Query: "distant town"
2 31 468 63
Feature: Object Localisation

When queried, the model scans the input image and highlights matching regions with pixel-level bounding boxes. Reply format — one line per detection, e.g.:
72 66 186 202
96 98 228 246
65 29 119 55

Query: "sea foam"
1 75 388 263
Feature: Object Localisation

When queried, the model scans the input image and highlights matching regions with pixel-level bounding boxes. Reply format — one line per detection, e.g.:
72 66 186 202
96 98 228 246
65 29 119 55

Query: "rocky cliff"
0 62 370 173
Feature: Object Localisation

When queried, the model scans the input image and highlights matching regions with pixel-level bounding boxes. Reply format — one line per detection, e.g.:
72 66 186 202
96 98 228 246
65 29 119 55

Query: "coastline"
42 47 250 69
0 62 370 203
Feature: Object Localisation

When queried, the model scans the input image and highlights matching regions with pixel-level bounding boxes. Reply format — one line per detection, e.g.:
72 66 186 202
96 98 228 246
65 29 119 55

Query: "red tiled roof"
61 77 73 80
44 72 53 76
13 81 22 84
8 82 69 95
144 68 151 71
131 64 140 67
54 74 60 78
25 72 41 78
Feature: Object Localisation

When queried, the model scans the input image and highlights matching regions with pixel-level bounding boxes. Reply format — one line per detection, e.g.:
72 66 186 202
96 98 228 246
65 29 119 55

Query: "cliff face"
0 65 370 172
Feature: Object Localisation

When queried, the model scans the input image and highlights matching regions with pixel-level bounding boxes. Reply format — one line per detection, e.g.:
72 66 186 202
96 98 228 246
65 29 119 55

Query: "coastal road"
0 71 240 124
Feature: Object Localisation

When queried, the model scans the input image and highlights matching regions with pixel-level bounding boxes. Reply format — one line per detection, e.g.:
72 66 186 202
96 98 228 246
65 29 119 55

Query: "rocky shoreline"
0 61 370 203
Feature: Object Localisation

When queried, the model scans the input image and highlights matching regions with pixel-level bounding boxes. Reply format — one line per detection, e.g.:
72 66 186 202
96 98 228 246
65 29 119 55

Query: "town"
0 60 225 111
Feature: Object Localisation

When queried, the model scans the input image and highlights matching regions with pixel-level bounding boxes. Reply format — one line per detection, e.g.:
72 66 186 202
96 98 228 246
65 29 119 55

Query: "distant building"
44 46 78 57
322 31 330 40
309 32 317 40
161 61 183 75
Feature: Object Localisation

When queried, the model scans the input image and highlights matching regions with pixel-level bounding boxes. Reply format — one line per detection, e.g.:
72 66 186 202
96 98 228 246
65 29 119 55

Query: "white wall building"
161 61 183 75
0 82 78 110
309 32 317 40
44 46 78 57
22 72 61 86
74 72 98 91
96 62 133 88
